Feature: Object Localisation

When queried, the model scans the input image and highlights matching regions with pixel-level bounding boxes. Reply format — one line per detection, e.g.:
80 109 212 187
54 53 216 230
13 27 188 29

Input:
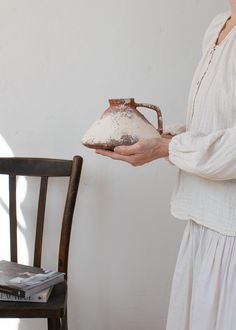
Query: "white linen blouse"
166 11 236 235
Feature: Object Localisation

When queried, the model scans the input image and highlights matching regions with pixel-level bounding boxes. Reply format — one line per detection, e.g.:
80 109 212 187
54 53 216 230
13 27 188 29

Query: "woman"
97 1 236 329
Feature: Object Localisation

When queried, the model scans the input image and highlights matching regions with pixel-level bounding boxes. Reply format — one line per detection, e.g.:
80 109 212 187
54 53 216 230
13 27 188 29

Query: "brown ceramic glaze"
103 98 163 134
82 98 163 150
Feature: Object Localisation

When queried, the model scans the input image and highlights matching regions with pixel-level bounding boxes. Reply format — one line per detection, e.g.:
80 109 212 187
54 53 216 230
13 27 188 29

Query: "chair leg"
48 318 61 330
61 310 68 330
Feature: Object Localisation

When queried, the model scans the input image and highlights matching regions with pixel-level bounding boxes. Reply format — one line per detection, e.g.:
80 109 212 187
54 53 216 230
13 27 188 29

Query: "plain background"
0 0 227 329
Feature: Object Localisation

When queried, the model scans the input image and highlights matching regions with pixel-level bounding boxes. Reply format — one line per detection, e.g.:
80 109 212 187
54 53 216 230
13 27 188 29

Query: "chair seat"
0 281 67 318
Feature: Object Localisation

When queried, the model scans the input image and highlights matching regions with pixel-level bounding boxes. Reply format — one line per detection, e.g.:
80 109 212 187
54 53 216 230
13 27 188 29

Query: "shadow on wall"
0 134 21 330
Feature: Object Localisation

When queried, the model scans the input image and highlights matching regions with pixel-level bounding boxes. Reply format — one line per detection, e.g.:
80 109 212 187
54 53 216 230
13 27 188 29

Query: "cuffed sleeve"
163 123 186 166
168 127 236 181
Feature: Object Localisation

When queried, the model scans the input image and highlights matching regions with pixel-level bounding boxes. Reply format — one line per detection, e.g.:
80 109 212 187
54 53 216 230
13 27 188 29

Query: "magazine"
0 260 64 298
0 286 53 303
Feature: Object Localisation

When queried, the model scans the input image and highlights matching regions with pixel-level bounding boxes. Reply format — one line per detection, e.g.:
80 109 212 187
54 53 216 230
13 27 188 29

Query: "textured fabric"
168 11 236 235
166 220 236 330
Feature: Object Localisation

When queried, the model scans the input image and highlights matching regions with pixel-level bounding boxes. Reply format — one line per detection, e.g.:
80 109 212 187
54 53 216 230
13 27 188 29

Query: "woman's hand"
96 137 172 166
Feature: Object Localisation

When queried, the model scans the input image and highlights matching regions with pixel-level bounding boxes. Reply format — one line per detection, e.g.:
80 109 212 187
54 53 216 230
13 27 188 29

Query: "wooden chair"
0 156 83 330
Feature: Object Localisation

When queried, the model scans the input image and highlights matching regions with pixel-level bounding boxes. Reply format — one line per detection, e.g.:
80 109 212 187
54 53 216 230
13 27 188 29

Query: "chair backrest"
0 156 83 279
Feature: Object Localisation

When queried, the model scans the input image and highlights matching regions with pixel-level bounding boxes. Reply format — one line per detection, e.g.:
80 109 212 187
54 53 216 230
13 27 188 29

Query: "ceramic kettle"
82 98 163 150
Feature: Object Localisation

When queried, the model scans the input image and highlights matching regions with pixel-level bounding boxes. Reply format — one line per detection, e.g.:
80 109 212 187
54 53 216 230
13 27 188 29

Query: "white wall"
0 0 227 329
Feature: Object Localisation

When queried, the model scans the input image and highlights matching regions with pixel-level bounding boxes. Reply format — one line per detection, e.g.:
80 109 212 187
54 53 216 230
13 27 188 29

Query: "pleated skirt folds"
166 220 236 330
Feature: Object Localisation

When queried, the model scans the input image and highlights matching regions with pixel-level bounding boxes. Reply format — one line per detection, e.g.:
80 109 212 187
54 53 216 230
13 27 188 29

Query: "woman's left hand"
96 137 171 166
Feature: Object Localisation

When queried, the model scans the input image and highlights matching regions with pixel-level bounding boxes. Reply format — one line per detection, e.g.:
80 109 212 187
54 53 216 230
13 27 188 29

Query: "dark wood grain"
9 175 17 263
58 156 83 278
0 156 83 330
48 318 61 330
0 158 72 177
34 176 48 268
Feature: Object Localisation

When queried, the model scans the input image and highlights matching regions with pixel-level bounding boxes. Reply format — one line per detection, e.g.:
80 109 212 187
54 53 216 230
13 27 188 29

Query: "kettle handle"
134 103 163 135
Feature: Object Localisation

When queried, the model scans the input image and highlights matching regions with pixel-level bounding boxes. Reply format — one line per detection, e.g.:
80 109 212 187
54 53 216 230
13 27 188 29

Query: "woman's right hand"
96 137 171 166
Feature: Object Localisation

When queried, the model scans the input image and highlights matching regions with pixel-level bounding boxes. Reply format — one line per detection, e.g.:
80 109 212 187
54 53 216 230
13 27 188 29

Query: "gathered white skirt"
166 220 236 330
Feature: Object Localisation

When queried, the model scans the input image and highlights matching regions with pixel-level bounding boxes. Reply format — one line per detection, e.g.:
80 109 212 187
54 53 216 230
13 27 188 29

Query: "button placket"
189 45 217 124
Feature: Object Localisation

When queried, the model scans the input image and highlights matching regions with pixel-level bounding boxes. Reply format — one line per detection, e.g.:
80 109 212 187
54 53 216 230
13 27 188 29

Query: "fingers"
96 149 114 157
114 142 142 155
96 149 134 163
95 142 142 158
114 138 163 155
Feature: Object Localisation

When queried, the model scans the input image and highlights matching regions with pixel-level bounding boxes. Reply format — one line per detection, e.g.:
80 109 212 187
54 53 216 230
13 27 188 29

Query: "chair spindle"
34 176 48 267
9 175 17 262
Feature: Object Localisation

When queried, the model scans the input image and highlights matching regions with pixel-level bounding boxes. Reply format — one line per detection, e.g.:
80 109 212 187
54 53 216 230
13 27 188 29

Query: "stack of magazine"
0 260 64 303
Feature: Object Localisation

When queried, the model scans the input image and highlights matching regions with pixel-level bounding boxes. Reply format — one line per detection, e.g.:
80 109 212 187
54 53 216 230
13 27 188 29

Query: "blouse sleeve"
168 127 236 181
163 123 186 166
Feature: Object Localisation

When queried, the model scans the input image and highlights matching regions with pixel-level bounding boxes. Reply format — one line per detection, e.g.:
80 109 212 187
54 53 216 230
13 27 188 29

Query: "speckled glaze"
82 98 163 150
